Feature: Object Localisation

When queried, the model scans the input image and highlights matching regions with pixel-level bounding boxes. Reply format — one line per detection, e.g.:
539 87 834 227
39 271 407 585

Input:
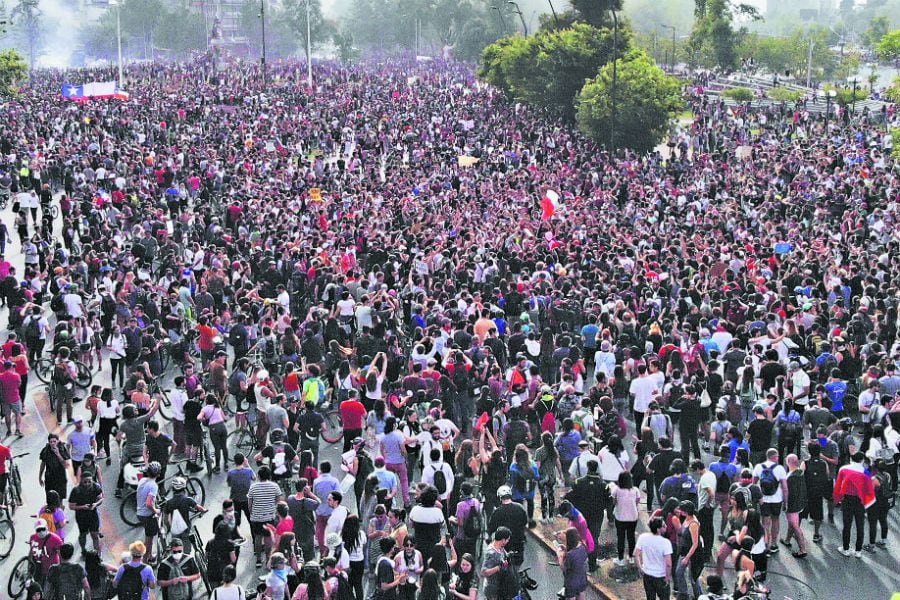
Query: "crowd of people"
0 52 898 600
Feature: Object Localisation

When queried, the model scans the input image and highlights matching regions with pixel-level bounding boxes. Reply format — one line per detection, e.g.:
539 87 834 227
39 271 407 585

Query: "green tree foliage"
767 87 802 102
238 0 297 59
825 85 869 106
886 77 900 103
691 0 759 70
737 29 838 80
332 28 359 64
569 0 622 28
722 86 753 101
877 29 900 61
10 0 42 68
479 22 630 119
283 0 333 62
863 16 890 50
0 49 28 95
576 48 683 152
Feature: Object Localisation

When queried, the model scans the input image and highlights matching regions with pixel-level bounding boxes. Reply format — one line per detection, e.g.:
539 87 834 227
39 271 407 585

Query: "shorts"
806 491 829 522
715 492 730 513
0 473 7 496
1 401 20 417
760 502 782 518
75 512 100 533
139 514 159 537
250 520 273 540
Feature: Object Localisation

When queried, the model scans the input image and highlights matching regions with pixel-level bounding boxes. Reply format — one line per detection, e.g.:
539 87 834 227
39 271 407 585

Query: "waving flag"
62 81 129 101
541 189 560 220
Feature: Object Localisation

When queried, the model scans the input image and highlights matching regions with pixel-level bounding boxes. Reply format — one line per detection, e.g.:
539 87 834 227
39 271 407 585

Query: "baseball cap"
73 415 83 424
34 519 47 531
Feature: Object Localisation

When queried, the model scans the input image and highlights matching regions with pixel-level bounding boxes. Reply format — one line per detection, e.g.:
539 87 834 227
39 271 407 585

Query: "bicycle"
1 452 26 516
227 410 257 455
33 355 93 389
6 548 37 598
148 379 173 421
120 461 206 527
0 508 14 560
319 399 343 444
189 525 212 593
507 551 539 600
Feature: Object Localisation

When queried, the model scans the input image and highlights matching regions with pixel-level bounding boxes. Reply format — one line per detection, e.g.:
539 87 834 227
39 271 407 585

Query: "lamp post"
662 24 675 73
490 5 507 31
610 9 618 152
306 0 313 89
824 89 836 128
848 75 860 114
108 0 124 89
259 0 267 89
507 1 527 36
546 0 559 27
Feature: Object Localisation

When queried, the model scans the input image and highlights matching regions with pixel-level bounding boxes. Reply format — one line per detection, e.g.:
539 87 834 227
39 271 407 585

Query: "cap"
169 538 184 548
73 415 83 424
497 485 513 498
34 519 48 531
325 532 341 548
789 361 800 370
351 437 364 447
578 440 590 447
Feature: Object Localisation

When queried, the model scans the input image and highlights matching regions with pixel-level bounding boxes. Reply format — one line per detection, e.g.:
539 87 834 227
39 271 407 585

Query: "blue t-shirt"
135 478 158 518
381 430 406 464
555 430 582 462
114 562 156 600
825 381 847 412
726 439 749 463
226 466 256 502
580 324 599 349
709 461 739 489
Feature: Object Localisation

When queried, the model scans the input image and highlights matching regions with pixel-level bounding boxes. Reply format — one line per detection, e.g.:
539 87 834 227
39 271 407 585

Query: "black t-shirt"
184 400 202 428
146 433 174 465
488 502 528 552
648 449 679 485
261 443 297 480
747 419 774 452
68 482 103 512
759 362 785 391
204 537 236 582
375 556 398 600
166 493 199 525
297 410 325 442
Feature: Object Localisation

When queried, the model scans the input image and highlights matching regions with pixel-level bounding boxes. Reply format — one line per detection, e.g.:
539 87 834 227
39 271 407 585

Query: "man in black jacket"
565 460 608 571
675 383 703 462
487 486 528 567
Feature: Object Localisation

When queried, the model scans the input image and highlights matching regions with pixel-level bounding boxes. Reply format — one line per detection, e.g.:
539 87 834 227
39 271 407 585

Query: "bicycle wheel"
156 388 172 421
0 517 15 559
74 361 93 389
10 466 21 507
192 529 212 592
227 428 254 455
321 410 343 444
34 358 54 384
7 556 30 598
185 477 206 507
47 382 58 412
120 490 141 527
50 205 59 220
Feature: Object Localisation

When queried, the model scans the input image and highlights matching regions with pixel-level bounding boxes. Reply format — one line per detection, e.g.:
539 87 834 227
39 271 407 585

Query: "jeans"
868 501 889 544
674 558 701 599
841 495 865 551
679 427 700 463
209 423 228 468
698 506 715 561
109 357 125 386
615 519 637 560
386 461 410 505
642 574 670 600
539 480 556 519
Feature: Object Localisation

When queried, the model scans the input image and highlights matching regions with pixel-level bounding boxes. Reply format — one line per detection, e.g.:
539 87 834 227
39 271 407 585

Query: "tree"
569 0 622 28
0 49 27 95
154 2 207 56
332 28 359 64
576 48 683 152
737 28 838 81
78 11 121 61
238 0 296 60
863 16 890 50
877 29 900 62
10 0 43 69
478 23 630 119
690 0 760 70
283 0 332 63
722 86 753 101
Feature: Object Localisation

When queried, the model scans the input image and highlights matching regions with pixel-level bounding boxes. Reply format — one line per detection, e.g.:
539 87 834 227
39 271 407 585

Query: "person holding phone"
67 471 104 554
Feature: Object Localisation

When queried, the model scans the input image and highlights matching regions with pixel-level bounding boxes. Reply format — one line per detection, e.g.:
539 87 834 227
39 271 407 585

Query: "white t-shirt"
635 533 672 578
790 370 811 406
752 461 787 503
630 376 658 413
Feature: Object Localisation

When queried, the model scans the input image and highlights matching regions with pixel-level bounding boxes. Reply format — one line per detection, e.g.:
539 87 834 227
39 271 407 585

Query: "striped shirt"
247 480 282 522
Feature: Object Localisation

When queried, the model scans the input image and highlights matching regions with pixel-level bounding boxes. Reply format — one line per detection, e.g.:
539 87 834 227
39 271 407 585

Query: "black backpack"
506 420 528 450
453 363 470 393
433 465 448 495
804 457 829 494
262 337 278 362
116 563 147 600
23 315 41 344
462 503 483 539
357 450 374 483
758 464 779 496
331 571 353 600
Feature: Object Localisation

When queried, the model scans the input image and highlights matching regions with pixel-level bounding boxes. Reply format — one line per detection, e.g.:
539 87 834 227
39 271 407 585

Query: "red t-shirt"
275 516 294 537
340 400 367 430
0 371 21 404
197 325 218 352
29 532 62 576
0 444 9 474
283 372 301 393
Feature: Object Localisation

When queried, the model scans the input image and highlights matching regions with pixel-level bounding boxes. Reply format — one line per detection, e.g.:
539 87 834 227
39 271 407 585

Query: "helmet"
171 477 187 491
122 404 137 419
269 428 285 443
144 461 162 478
497 485 513 499
351 437 364 447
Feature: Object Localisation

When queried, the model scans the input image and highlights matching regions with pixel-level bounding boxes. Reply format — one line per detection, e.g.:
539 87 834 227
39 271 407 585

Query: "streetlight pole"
546 0 559 27
260 0 267 89
507 1 527 36
491 5 506 31
306 0 313 89
109 0 124 89
610 9 618 152
662 25 675 73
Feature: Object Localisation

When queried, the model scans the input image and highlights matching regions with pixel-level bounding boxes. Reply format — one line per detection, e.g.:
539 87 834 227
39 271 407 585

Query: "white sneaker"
614 559 626 567
839 548 852 557
627 557 635 565
854 551 863 558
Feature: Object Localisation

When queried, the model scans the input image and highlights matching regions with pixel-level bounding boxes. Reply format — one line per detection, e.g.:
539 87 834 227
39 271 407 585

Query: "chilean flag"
62 81 129 101
541 189 560 220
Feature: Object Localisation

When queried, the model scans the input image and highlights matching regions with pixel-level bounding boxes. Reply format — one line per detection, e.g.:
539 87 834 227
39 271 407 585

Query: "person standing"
635 517 673 600
780 453 808 558
610 471 641 566
674 501 702 600
313 461 341 555
247 466 283 569
751 448 788 554
833 452 876 558
555 527 589 600
157 537 201 600
225 453 256 530
481 527 514 600
44 542 90 600
67 471 104 554
691 460 716 563
39 433 71 506
67 416 96 476
113 541 157 600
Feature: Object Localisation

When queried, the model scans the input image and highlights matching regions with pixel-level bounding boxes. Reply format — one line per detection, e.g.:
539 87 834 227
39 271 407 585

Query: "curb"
525 525 620 600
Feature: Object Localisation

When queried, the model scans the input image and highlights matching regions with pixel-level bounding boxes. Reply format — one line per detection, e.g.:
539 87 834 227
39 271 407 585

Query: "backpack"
778 411 801 438
38 509 57 534
731 484 754 510
50 293 64 314
452 363 470 394
816 353 837 383
162 556 192 600
713 463 734 494
738 382 756 410
303 377 325 404
117 564 148 600
331 571 353 600
506 420 528 450
723 394 742 426
262 337 278 362
23 315 41 344
356 450 374 483
512 466 533 494
804 457 829 493
52 363 72 385
271 443 289 476
462 503 483 539
433 465 448 495
758 464 779 496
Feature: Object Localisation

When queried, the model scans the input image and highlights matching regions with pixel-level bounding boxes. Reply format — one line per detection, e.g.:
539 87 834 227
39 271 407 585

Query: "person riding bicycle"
29 518 63 587
115 401 160 497
254 428 299 496
166 476 208 552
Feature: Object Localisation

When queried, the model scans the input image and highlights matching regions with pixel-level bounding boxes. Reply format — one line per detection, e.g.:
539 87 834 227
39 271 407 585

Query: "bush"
767 87 803 103
722 87 754 102
824 86 869 106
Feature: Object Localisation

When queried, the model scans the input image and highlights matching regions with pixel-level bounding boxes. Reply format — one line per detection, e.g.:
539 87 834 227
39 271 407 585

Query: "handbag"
700 388 712 409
